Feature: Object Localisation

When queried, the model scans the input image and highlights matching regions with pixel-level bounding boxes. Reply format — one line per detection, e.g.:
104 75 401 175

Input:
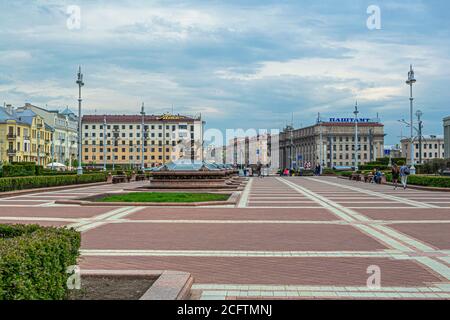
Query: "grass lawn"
96 192 230 203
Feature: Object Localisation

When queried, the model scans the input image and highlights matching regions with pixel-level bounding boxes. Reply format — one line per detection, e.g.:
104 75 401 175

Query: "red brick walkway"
1 177 449 299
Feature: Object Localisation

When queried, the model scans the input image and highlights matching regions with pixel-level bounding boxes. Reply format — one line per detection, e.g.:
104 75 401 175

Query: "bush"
336 171 353 177
1 164 36 177
0 173 107 192
376 157 406 165
359 164 390 171
385 174 450 188
0 224 81 300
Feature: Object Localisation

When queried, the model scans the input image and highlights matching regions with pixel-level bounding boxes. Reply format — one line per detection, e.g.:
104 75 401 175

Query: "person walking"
391 163 400 190
399 161 410 190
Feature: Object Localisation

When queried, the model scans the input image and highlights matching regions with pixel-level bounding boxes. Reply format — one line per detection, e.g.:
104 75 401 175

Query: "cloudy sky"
1 0 449 144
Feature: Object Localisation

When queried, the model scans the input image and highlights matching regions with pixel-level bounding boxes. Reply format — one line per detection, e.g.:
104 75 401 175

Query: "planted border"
0 224 81 300
0 173 107 192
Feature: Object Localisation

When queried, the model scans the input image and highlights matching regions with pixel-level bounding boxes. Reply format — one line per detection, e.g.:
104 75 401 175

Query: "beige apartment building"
401 135 445 164
81 113 204 168
0 105 53 165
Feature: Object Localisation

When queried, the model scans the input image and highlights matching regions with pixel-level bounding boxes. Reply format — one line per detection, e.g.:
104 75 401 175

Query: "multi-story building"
279 118 385 169
401 135 445 164
17 104 78 166
444 116 450 159
0 105 53 165
222 133 276 169
81 113 204 168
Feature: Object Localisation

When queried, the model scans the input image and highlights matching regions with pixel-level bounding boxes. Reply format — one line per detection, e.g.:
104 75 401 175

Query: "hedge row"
0 173 107 192
0 224 81 300
385 174 450 188
1 164 40 177
358 164 390 171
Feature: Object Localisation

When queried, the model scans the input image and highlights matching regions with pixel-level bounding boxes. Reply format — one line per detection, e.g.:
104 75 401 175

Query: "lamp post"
416 110 423 165
140 103 145 170
76 66 84 175
103 116 107 171
318 113 323 174
353 101 359 171
406 65 416 174
112 126 120 171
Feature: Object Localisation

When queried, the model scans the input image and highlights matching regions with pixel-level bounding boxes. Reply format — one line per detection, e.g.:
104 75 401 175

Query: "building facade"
279 119 385 169
401 135 445 164
81 113 204 168
17 104 78 166
0 105 53 165
444 116 450 159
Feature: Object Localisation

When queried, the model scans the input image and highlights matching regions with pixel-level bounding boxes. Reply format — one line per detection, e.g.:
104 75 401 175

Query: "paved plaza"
1 177 450 299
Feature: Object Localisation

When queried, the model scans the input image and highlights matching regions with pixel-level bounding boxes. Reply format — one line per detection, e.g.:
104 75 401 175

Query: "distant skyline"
1 0 449 145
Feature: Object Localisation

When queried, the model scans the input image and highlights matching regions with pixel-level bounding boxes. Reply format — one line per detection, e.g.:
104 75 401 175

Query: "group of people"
391 161 411 190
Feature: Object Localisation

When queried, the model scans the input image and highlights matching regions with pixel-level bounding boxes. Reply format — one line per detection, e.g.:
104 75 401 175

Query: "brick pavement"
1 177 449 300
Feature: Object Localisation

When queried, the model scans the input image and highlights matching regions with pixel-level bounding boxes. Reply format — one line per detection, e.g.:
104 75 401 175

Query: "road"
1 177 449 299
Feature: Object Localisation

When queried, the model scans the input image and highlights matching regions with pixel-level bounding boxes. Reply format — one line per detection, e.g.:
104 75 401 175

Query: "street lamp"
318 112 323 174
140 103 145 171
76 66 84 175
415 110 423 165
103 116 107 171
353 101 359 171
112 126 120 171
406 64 416 174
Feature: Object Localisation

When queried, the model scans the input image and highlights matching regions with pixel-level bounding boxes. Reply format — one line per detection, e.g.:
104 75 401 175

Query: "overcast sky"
1 0 449 144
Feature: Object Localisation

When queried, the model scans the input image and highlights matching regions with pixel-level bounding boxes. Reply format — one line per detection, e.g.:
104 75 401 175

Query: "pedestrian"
374 169 382 184
399 161 410 190
391 163 400 190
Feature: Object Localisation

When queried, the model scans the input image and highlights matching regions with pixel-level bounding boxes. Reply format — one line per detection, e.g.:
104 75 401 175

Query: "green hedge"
0 173 107 192
359 164 390 171
0 224 81 300
385 174 450 188
336 171 353 177
1 164 36 177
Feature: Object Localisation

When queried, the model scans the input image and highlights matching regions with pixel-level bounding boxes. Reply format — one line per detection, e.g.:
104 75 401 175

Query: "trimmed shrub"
0 173 107 192
336 171 353 177
0 224 81 300
359 164 390 171
385 174 450 188
1 164 36 177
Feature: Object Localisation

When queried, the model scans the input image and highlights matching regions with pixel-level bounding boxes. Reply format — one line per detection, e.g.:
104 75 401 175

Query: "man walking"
399 161 410 190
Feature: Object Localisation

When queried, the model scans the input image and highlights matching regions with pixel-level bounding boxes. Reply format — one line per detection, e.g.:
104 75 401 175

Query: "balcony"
24 135 31 140
7 133 16 139
7 149 16 155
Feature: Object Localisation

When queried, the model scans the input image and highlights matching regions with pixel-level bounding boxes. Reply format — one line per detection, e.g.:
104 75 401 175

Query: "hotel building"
81 113 204 168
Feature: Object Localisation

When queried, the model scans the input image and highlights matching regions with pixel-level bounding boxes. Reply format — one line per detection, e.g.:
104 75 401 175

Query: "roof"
82 114 200 124
401 135 444 142
321 122 384 127
0 107 28 125
61 106 76 116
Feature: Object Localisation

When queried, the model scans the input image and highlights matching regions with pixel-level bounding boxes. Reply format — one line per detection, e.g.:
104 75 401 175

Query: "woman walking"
391 163 400 190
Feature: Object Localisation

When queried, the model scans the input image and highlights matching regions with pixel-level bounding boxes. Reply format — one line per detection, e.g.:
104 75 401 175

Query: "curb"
0 181 110 198
80 269 193 300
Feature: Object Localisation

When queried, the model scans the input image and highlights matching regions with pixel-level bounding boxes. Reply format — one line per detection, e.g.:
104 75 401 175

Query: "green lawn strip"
97 192 230 203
